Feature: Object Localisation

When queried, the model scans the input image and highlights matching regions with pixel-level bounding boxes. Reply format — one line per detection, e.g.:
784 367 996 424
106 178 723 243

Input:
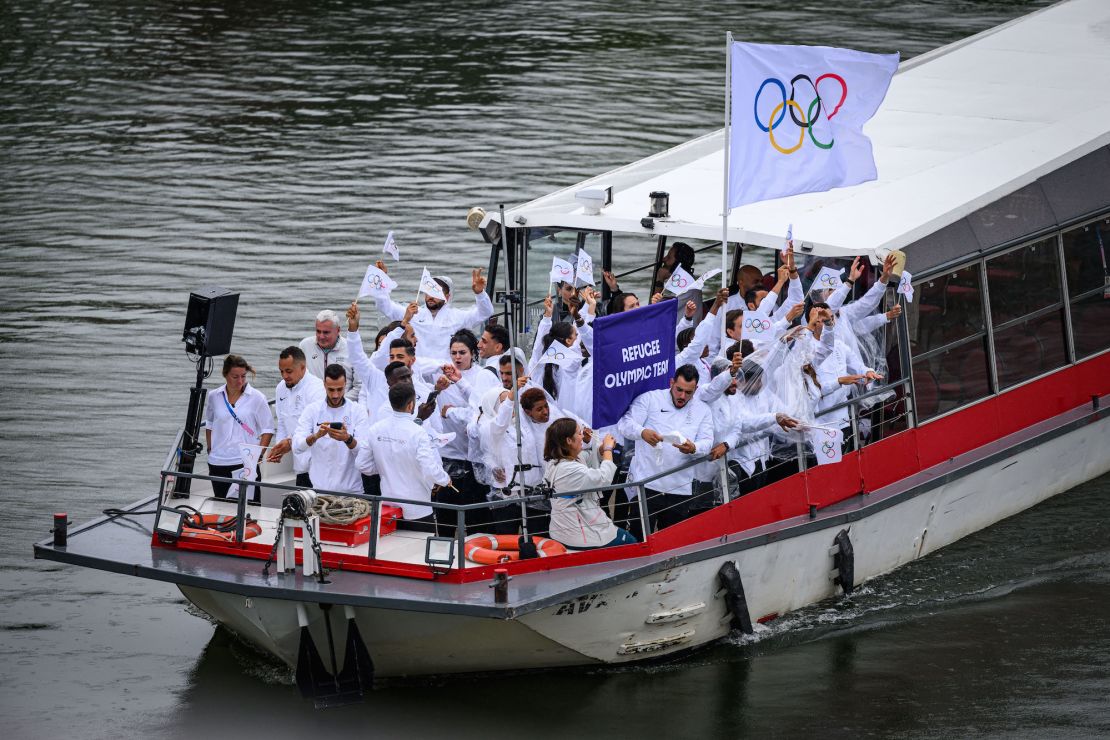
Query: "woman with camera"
542 418 637 550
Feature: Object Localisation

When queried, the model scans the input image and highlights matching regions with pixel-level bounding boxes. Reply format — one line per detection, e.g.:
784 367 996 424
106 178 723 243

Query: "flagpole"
721 31 732 355
719 31 733 504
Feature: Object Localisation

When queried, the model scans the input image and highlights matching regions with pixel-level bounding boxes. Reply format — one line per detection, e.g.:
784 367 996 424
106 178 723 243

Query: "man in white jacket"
299 309 359 401
292 364 371 495
267 346 325 488
617 364 714 534
372 264 494 362
356 382 451 533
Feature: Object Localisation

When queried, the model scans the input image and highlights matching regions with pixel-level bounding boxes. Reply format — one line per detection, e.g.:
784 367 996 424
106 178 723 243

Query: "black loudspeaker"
183 286 239 357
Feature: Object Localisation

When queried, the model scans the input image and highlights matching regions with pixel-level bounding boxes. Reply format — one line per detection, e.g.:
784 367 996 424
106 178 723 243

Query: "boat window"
912 337 993 420
987 238 1061 325
908 263 985 355
992 311 1069 388
1062 216 1110 359
987 238 1069 388
907 263 990 420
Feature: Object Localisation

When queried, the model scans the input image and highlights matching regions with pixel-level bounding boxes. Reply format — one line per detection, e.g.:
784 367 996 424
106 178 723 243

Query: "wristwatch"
345 436 356 448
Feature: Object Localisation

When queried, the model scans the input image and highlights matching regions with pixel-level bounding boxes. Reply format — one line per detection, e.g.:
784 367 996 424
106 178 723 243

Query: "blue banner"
592 298 677 428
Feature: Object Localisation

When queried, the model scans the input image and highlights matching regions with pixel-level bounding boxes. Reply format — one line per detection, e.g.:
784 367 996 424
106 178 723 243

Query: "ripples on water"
5 1 1101 737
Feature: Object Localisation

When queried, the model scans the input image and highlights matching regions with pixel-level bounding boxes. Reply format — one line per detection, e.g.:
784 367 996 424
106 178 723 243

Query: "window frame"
909 207 1110 425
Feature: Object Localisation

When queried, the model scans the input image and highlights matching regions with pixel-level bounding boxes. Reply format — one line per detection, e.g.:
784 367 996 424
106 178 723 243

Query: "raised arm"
453 268 494 329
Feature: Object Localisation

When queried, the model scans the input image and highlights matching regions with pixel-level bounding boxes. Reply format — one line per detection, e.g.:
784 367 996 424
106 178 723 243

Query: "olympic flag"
359 263 397 298
550 256 574 284
535 339 583 369
897 270 914 303
382 231 400 261
663 265 696 295
807 426 844 466
742 310 774 347
575 250 595 286
809 266 844 293
418 267 447 300
727 41 898 209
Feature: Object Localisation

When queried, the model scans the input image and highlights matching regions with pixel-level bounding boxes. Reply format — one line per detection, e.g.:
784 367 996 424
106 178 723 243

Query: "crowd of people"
202 243 904 553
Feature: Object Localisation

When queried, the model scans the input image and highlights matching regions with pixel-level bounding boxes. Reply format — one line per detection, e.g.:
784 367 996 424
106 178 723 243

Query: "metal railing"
155 373 914 569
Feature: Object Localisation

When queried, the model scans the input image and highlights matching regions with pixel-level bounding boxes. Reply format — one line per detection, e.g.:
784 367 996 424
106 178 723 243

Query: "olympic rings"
744 317 772 334
753 72 847 154
821 441 837 458
670 276 689 289
549 351 566 360
369 275 386 289
819 274 840 286
768 100 807 155
753 78 787 132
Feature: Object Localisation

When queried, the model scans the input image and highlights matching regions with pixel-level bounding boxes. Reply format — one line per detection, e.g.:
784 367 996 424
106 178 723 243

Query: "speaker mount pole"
173 356 209 497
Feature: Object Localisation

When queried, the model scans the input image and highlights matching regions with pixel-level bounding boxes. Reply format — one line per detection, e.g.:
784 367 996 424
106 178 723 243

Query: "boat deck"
186 493 489 570
34 387 1110 619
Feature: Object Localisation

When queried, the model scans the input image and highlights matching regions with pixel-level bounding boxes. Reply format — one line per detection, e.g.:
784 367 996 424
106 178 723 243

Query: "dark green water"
3 1 1107 737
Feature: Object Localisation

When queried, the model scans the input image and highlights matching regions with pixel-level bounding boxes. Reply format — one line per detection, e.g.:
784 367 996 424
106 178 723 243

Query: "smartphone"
330 421 344 430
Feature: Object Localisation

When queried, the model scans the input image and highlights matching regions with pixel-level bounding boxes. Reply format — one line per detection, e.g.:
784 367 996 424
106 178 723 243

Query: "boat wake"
726 544 1110 651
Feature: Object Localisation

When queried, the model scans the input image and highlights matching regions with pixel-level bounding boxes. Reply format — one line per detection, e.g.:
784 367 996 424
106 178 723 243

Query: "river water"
3 0 1107 737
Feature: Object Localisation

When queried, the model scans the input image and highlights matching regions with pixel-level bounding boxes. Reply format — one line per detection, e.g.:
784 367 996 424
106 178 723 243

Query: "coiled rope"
310 495 371 525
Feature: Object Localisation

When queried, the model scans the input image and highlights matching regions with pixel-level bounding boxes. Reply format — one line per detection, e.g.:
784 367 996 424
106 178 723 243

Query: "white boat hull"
179 409 1110 678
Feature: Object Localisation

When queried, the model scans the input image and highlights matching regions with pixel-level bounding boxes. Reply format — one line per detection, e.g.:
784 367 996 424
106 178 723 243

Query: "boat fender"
716 561 754 634
832 528 855 594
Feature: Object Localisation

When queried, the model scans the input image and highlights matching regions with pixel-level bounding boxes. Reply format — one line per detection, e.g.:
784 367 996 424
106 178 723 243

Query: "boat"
34 0 1110 706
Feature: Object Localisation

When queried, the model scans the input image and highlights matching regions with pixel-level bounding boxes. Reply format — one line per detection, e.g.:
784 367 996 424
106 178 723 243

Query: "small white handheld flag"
238 443 258 481
418 267 447 301
663 265 696 295
550 256 574 284
691 268 723 292
742 310 775 346
574 250 595 286
808 426 844 465
897 270 914 304
359 263 398 298
536 340 583 368
382 231 400 261
429 431 456 448
809 266 844 293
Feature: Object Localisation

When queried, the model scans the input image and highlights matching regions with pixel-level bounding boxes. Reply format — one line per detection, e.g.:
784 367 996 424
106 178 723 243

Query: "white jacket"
356 410 450 520
292 399 371 494
617 388 713 497
273 374 325 474
298 335 359 401
545 455 619 549
373 280 494 362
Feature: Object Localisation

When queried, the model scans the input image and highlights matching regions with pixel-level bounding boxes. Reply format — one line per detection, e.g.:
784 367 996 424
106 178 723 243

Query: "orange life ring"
180 513 263 543
464 534 567 564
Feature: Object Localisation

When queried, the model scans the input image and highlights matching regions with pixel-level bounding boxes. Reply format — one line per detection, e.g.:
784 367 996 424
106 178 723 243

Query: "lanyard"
222 390 256 437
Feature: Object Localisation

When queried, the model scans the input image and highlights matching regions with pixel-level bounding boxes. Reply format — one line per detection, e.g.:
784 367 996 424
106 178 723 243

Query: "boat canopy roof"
490 0 1110 263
